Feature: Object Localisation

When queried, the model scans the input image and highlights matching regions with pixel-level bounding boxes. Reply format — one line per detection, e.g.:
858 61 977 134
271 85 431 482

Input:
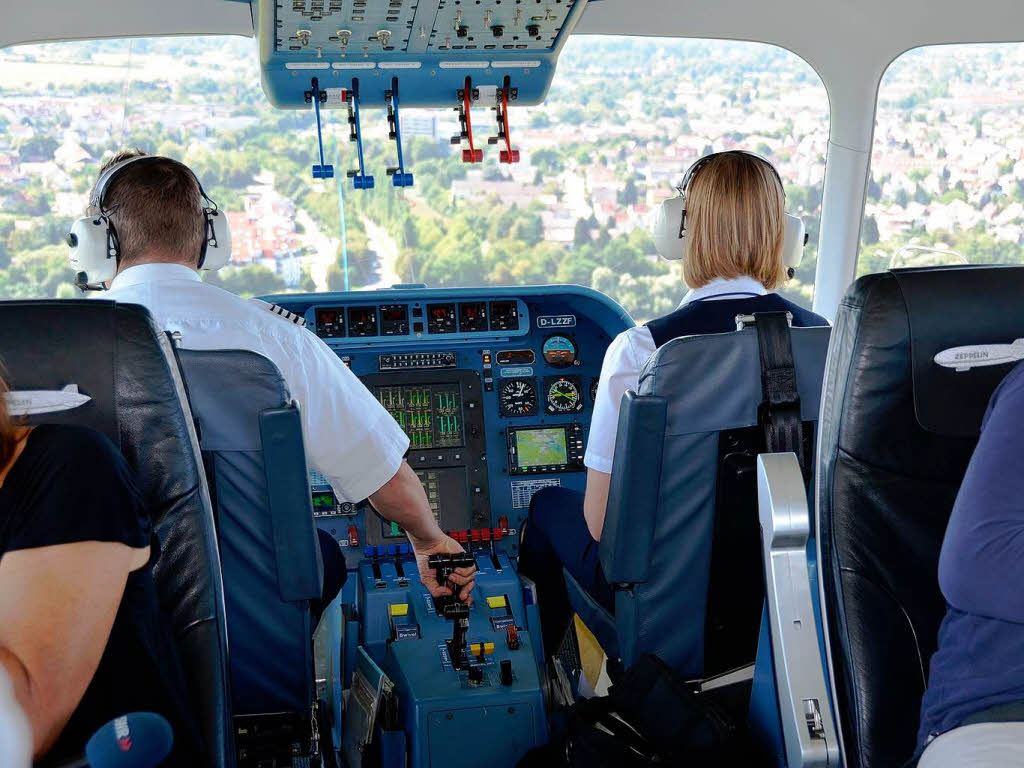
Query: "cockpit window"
860 43 1024 275
0 36 827 319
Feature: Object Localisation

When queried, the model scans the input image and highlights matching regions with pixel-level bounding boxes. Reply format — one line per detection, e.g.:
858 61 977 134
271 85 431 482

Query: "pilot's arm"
285 332 474 601
938 363 1024 623
582 330 645 540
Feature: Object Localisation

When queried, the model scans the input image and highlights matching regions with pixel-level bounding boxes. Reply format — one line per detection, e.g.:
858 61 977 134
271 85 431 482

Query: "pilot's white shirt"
583 276 768 474
104 263 409 503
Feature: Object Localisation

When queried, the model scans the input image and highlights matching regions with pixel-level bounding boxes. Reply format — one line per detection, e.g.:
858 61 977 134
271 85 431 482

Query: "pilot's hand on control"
410 534 476 605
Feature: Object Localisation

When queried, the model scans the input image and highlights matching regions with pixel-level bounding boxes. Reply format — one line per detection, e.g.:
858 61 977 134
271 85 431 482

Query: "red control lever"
496 78 520 164
457 77 483 163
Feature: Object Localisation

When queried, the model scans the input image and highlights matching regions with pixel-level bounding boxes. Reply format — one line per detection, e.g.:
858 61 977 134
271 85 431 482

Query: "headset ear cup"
651 195 688 261
199 208 231 271
67 216 118 289
782 214 805 270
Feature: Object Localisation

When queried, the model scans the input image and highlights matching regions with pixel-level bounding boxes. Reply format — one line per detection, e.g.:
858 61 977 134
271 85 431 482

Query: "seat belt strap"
753 312 805 476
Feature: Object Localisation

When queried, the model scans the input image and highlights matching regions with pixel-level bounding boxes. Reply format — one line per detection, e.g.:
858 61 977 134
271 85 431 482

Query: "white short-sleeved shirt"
104 263 409 503
583 276 768 474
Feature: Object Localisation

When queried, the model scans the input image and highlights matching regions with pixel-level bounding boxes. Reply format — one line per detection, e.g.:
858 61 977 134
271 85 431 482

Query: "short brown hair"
90 149 205 269
682 153 787 291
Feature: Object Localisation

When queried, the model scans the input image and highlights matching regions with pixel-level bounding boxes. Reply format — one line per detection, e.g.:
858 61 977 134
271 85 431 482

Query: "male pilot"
79 149 474 604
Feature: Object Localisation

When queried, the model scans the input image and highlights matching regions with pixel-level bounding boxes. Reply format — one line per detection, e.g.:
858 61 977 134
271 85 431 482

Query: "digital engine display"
427 303 457 334
311 490 337 516
347 306 379 337
379 304 409 335
458 301 488 332
375 383 464 449
315 308 345 338
514 428 569 468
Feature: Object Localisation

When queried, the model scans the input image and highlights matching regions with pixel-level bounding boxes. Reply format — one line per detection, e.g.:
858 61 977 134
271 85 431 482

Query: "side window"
860 44 1024 275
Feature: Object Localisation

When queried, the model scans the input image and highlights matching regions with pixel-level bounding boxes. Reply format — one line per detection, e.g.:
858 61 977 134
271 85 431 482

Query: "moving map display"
514 428 569 468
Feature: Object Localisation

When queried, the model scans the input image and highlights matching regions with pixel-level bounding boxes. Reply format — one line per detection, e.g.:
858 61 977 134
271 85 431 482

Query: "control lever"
443 600 470 669
429 553 476 669
428 552 476 592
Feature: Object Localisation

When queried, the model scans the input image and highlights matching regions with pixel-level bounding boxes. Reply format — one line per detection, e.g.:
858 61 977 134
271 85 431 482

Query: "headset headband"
90 155 215 213
676 150 784 200
650 149 804 270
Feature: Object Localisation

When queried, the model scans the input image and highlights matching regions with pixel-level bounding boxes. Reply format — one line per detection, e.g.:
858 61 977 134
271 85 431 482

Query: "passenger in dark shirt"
0 378 202 765
917 361 1024 766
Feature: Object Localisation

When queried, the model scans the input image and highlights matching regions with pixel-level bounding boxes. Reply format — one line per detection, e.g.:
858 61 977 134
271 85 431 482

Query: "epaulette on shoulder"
251 298 306 327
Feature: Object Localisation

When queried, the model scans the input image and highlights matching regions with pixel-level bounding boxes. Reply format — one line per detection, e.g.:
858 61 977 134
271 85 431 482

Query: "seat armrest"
757 453 839 768
599 391 667 585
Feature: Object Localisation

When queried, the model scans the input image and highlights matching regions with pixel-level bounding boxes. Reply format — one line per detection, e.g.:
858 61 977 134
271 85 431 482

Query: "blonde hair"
682 152 787 291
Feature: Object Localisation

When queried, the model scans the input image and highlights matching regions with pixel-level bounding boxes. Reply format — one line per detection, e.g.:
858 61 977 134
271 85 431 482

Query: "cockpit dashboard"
265 285 632 563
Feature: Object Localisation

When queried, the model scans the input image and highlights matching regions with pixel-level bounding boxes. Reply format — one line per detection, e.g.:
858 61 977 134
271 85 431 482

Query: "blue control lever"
386 76 414 188
346 78 374 190
307 77 334 179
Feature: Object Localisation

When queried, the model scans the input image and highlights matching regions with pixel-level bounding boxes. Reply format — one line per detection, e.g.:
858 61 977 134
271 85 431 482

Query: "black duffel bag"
519 654 764 767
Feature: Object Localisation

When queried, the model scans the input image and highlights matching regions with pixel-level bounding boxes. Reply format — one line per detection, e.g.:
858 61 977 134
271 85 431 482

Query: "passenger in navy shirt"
519 152 828 658
917 361 1024 767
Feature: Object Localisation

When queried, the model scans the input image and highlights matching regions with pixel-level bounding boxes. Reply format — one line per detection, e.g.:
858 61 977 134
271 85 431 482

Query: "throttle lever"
427 552 476 590
428 553 475 669
443 600 471 669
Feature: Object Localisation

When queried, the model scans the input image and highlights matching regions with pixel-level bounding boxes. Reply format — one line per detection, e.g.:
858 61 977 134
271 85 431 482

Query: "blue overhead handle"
386 77 413 188
345 78 374 190
307 77 333 179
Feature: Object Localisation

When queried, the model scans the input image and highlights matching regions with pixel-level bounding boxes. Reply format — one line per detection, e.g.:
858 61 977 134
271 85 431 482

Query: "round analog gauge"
547 378 581 413
499 378 537 417
542 335 578 368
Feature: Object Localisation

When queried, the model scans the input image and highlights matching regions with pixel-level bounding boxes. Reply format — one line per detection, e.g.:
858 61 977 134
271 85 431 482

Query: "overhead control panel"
255 0 590 108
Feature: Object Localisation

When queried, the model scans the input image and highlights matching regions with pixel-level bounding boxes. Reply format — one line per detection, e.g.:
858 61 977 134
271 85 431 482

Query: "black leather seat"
0 300 235 768
817 266 1024 768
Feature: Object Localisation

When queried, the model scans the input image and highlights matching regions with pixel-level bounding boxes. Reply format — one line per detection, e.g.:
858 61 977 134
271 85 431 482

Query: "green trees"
204 264 285 297
0 246 76 299
15 135 58 162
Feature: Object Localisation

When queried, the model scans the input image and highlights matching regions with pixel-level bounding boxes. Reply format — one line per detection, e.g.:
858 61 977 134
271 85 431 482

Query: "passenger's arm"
938 370 1024 623
583 469 611 541
369 462 475 603
0 541 147 759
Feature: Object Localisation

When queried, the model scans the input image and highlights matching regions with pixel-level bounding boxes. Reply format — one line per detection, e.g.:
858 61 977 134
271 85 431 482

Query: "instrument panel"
267 286 632 563
314 299 526 342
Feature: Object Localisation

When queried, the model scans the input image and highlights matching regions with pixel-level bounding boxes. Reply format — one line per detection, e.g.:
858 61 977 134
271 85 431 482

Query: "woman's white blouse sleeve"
583 326 657 474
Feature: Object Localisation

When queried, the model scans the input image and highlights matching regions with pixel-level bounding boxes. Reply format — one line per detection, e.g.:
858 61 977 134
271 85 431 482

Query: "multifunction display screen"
507 423 585 475
311 489 337 516
375 383 464 449
514 427 568 468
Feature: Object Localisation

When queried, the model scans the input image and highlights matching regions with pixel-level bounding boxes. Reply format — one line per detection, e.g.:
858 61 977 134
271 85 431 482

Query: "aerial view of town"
1 35 1022 320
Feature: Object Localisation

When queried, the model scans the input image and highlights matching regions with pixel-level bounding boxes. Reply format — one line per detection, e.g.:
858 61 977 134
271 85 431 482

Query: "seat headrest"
176 349 290 451
0 300 122 442
890 266 1024 437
